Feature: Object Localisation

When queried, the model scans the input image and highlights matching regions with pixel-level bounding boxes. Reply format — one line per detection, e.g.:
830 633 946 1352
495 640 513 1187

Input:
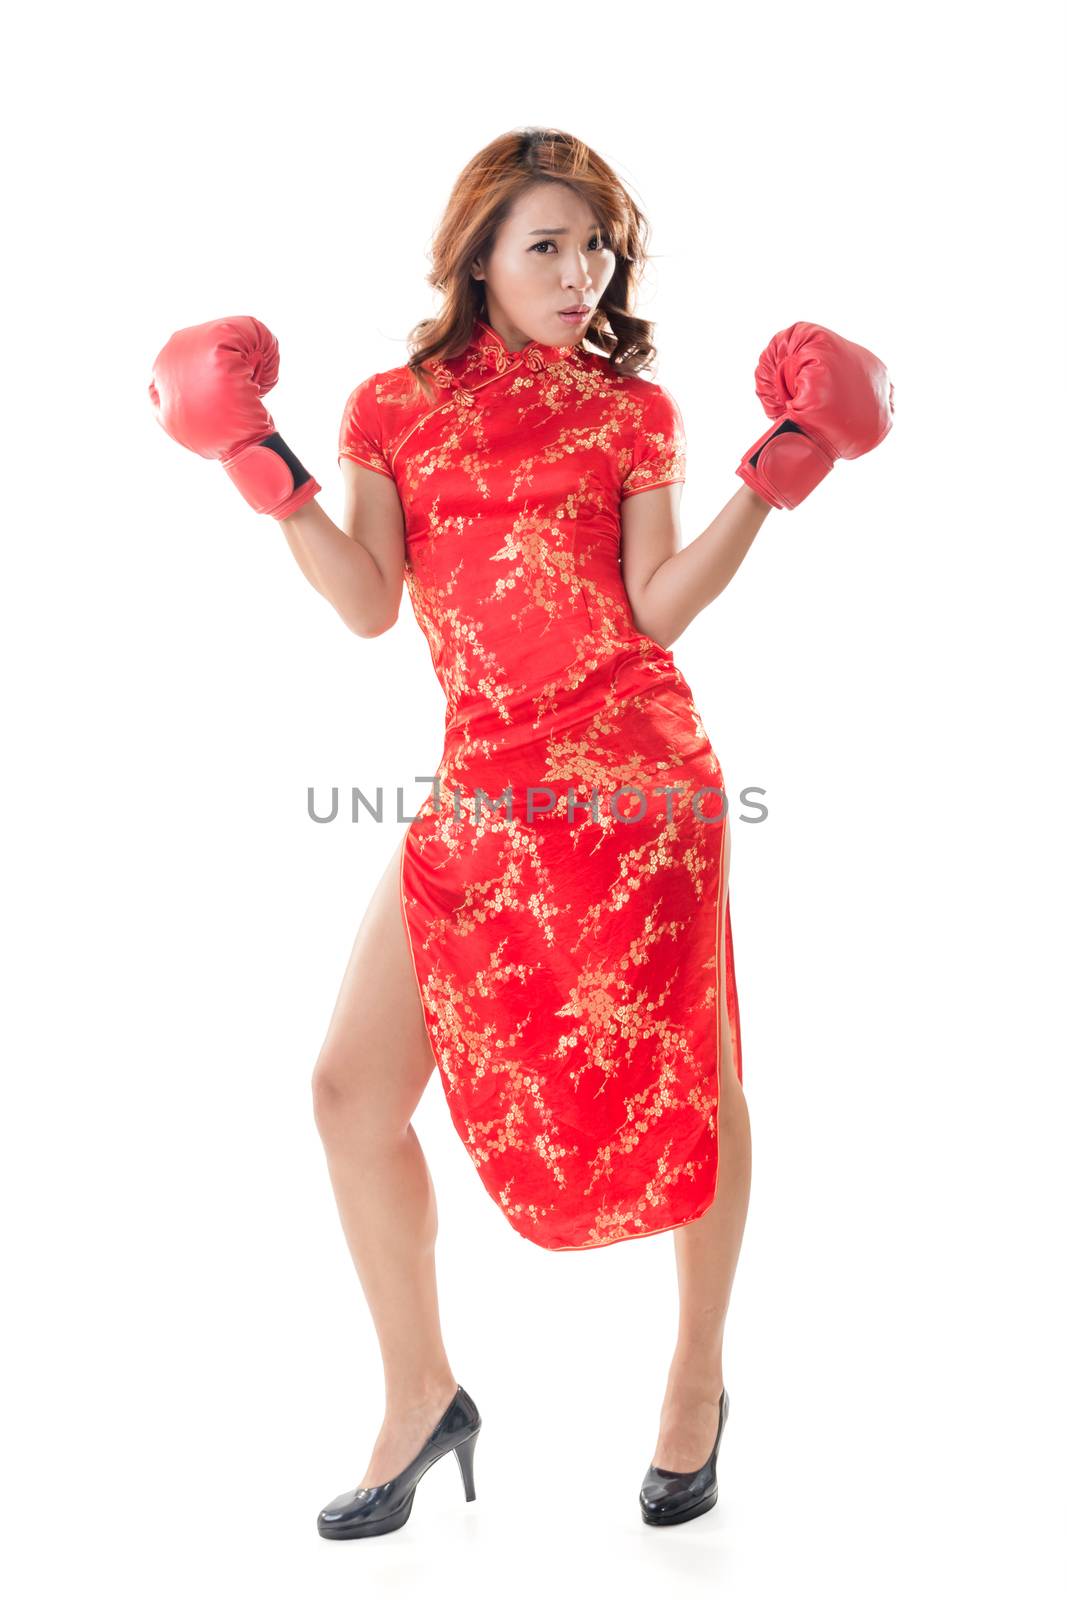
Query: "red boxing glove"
736 322 894 510
148 316 321 519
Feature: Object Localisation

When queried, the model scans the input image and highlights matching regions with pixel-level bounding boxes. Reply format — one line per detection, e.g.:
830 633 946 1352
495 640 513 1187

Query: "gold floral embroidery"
373 317 742 1250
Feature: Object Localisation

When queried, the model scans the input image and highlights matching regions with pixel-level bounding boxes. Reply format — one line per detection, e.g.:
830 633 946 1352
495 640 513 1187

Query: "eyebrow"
527 226 603 235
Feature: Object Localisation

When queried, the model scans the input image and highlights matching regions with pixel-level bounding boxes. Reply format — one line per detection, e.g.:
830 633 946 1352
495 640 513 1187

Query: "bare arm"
276 458 407 637
620 482 772 648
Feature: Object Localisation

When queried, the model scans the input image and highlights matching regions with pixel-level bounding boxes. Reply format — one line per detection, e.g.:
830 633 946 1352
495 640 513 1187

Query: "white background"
3 1 1064 1595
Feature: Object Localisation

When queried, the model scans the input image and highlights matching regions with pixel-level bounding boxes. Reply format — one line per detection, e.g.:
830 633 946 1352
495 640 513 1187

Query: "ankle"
383 1373 458 1417
663 1354 724 1406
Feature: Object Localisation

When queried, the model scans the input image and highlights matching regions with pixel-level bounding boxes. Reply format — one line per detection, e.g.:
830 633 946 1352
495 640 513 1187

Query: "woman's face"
471 181 616 351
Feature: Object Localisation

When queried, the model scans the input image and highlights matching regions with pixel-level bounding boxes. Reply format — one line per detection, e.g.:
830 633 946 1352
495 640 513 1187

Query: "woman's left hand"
735 322 895 511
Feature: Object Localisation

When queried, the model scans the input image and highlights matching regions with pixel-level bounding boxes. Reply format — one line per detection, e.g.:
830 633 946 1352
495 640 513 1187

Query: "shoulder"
342 363 423 413
613 367 687 497
584 351 683 417
339 363 435 460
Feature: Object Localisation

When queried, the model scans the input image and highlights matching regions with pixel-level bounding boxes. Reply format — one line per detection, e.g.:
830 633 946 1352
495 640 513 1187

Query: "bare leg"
653 817 753 1470
311 831 458 1488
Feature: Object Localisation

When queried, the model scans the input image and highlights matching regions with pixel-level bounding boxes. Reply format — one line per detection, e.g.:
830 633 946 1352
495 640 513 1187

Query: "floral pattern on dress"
338 318 741 1250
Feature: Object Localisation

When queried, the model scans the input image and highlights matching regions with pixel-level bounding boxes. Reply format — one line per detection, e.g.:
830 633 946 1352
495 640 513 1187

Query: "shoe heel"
454 1428 479 1502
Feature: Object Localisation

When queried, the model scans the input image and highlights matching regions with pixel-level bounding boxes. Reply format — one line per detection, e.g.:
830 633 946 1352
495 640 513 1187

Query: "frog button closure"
427 360 476 407
488 344 547 375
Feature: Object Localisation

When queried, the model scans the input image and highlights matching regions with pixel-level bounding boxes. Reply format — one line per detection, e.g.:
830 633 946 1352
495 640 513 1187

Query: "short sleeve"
338 374 394 478
620 383 687 498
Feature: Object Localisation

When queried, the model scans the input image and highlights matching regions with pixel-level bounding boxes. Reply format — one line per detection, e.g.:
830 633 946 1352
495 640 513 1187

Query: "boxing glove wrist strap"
736 418 837 511
222 432 321 519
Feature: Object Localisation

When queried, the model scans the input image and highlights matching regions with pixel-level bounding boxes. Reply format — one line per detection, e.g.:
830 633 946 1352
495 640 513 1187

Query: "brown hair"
405 127 663 403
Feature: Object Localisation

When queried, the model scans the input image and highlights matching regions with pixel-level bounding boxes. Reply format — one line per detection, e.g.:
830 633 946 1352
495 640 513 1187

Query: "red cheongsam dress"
338 316 742 1251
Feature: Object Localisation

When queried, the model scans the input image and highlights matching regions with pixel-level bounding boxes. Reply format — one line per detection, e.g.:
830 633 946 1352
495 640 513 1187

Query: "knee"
310 1051 402 1145
311 1052 364 1131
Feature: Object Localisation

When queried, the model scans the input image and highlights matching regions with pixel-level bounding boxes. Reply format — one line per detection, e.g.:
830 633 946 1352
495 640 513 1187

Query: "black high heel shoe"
317 1384 481 1540
638 1386 729 1527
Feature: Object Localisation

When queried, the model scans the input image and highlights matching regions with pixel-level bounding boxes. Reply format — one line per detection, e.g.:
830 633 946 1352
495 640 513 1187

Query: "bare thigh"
311 830 437 1136
717 814 744 1112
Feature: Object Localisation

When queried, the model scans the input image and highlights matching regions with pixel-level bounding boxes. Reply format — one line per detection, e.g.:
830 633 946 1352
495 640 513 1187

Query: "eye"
530 234 611 254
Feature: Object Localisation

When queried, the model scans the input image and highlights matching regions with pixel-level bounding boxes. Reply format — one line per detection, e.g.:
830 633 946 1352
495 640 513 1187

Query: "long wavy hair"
405 128 662 403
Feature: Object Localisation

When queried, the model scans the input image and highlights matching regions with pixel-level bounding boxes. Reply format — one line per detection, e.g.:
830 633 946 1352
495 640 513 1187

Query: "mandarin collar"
465 315 583 375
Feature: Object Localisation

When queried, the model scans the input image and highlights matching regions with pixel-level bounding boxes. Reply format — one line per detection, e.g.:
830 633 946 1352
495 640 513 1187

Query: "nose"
562 253 595 292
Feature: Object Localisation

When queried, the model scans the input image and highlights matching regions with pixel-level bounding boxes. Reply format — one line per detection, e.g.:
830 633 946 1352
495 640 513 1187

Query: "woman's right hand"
148 315 321 520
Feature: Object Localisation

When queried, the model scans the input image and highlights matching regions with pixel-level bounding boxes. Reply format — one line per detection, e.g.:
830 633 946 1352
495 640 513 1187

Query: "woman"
149 126 892 1540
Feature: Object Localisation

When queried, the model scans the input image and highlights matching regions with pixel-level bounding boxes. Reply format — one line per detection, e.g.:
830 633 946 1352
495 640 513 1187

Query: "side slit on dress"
345 315 745 1251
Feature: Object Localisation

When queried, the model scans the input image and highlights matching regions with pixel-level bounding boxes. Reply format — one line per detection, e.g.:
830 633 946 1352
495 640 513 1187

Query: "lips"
560 305 590 314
